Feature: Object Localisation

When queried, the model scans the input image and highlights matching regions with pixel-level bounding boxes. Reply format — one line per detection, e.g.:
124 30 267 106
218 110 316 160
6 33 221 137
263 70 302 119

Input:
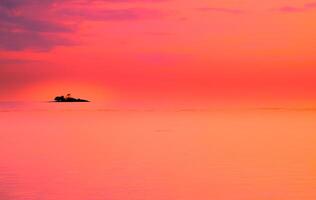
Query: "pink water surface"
0 102 316 200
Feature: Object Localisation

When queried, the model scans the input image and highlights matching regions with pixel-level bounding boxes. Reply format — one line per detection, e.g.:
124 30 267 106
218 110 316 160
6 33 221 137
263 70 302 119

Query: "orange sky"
1 0 316 105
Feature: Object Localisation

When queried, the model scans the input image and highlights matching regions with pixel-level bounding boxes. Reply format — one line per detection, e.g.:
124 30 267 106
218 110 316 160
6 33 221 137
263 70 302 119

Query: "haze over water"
1 102 316 200
1 0 316 199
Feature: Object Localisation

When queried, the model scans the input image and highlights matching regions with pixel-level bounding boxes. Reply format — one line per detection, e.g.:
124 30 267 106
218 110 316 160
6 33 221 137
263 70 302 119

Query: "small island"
54 94 90 102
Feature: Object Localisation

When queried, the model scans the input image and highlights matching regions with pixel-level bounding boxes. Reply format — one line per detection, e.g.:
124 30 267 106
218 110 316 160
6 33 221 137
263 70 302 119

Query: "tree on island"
54 94 89 102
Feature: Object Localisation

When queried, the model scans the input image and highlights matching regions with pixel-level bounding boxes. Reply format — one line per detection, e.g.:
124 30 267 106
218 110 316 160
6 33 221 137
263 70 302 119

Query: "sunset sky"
1 0 316 105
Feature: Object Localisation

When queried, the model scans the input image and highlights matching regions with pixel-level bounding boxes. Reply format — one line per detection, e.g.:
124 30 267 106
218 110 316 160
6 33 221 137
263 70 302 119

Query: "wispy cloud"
0 1 74 51
0 0 165 51
0 30 74 51
0 0 167 8
0 7 73 33
60 8 164 21
197 7 244 14
279 2 316 13
0 58 38 65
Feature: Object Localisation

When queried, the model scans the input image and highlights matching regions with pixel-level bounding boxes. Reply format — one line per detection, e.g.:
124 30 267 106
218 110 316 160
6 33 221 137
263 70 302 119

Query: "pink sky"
1 0 316 105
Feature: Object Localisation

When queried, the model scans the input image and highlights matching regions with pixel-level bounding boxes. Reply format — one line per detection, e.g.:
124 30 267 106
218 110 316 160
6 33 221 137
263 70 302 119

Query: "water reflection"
0 102 316 200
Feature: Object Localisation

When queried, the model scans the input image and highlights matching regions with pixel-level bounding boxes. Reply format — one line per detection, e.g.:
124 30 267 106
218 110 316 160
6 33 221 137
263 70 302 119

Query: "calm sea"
1 102 316 200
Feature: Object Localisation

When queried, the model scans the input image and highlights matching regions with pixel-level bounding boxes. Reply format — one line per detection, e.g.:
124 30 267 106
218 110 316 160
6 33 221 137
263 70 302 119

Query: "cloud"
0 2 75 51
60 8 164 21
0 58 38 65
197 7 244 14
0 0 167 10
279 2 316 13
0 8 73 33
0 0 165 51
0 0 52 8
0 30 74 51
0 0 166 8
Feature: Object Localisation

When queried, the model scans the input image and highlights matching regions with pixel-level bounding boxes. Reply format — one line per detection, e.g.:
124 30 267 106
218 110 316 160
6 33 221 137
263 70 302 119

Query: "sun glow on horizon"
18 81 114 102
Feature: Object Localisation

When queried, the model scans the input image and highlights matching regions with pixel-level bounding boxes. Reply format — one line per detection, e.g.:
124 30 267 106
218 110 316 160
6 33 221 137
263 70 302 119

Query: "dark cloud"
0 0 51 8
0 58 38 65
60 8 164 21
0 2 74 51
0 0 165 51
197 7 244 14
0 29 74 51
0 0 166 8
0 8 73 33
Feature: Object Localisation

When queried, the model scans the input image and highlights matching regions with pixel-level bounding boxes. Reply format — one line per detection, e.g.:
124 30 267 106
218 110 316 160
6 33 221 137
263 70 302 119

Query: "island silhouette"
54 94 90 102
